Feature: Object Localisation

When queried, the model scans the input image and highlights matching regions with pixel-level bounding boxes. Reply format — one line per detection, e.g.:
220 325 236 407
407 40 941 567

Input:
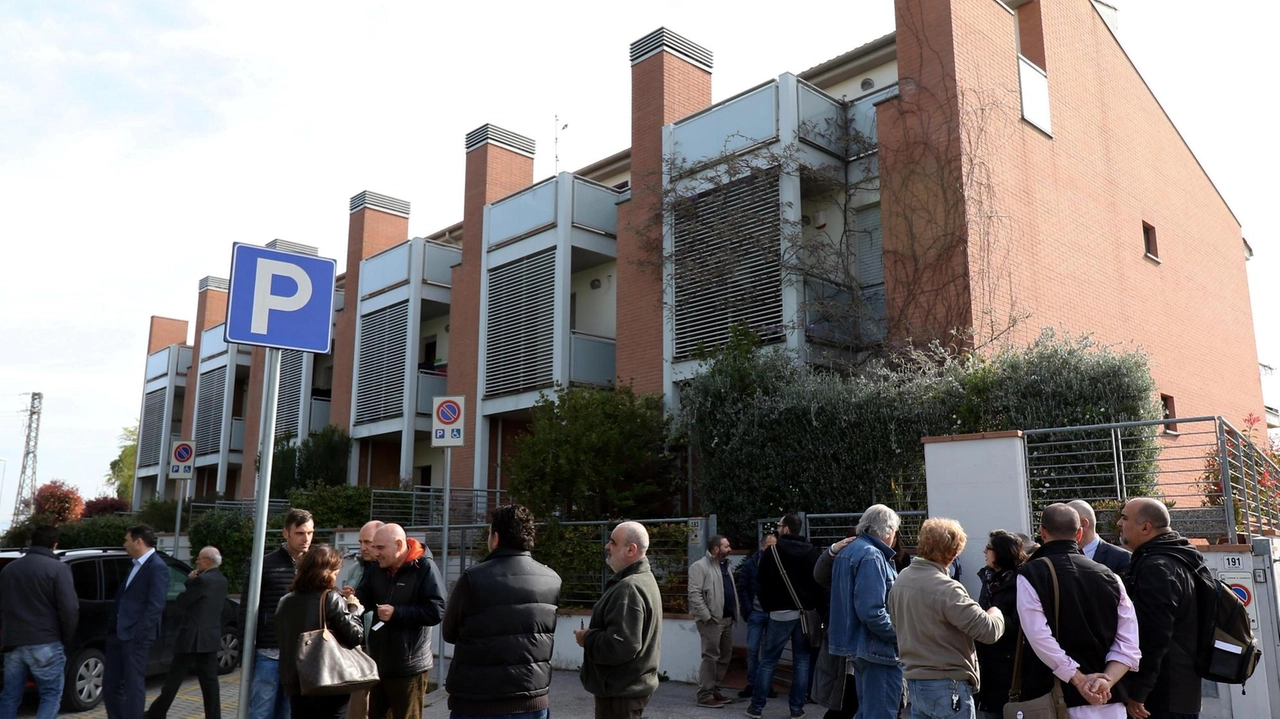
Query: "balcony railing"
230 418 245 452
798 81 844 156
361 242 412 297
489 178 557 247
570 332 616 386
309 399 331 434
417 371 449 414
571 179 620 236
423 242 461 286
201 325 228 359
671 81 779 168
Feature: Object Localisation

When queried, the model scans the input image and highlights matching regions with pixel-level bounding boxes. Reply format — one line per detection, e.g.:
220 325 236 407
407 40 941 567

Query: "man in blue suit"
104 524 169 719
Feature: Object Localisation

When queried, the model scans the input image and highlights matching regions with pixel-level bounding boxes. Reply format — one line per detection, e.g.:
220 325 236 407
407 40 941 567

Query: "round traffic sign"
436 400 461 425
173 444 193 462
1230 584 1251 607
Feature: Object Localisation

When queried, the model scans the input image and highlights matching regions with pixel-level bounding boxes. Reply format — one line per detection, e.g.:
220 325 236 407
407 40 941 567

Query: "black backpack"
1168 553 1262 685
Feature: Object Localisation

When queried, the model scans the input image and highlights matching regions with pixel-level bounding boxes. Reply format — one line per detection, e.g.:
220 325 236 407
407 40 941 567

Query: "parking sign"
432 397 465 447
225 243 337 353
168 440 195 480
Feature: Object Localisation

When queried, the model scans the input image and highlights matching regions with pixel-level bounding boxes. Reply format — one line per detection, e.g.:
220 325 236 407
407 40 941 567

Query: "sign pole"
237 347 282 719
172 475 185 561
437 445 452 690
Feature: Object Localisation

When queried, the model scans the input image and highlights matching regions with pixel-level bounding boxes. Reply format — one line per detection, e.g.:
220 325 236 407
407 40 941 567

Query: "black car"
0 546 242 712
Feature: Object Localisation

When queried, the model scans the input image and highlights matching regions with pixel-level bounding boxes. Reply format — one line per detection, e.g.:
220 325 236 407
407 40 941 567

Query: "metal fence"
1023 416 1279 541
369 487 506 527
756 510 929 550
187 498 291 526
412 516 705 615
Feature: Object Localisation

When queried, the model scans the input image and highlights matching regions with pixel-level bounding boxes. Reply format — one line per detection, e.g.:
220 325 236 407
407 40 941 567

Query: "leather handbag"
1004 558 1068 719
296 590 380 696
771 545 826 647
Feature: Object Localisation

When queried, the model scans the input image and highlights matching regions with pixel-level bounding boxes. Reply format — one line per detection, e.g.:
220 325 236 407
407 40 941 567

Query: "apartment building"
132 0 1264 505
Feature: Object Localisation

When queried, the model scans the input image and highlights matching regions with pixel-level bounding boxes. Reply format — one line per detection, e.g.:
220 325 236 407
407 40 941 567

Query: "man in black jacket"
748 513 823 719
735 534 777 699
146 546 228 719
359 523 446 719
1118 497 1203 719
0 524 78 719
242 507 313 719
443 504 561 719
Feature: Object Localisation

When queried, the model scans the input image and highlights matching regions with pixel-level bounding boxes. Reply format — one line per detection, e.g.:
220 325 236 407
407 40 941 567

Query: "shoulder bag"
296 590 380 696
771 545 825 647
1004 557 1068 719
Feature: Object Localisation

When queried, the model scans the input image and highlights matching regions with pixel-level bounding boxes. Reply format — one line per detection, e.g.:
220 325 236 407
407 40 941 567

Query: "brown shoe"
714 693 737 705
697 697 727 708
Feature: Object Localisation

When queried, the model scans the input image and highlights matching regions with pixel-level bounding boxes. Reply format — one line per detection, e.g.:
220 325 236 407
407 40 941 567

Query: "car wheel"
217 630 241 674
62 647 105 713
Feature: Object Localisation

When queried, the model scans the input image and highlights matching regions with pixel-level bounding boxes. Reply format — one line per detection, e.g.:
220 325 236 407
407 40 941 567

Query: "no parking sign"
432 396 465 447
168 440 195 480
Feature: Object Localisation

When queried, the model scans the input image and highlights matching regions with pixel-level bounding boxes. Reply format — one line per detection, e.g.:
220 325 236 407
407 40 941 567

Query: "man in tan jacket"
888 518 1004 718
688 535 742 708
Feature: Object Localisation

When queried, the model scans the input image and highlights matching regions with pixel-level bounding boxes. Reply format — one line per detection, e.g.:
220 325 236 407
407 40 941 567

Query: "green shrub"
189 510 255 593
287 484 371 529
57 515 134 550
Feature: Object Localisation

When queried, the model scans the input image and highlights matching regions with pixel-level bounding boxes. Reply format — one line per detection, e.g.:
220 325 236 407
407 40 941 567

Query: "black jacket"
355 539 446 677
1019 541 1124 709
238 545 298 651
274 589 365 696
735 551 763 613
1121 532 1202 714
1092 539 1132 574
758 534 824 613
974 566 1021 713
442 547 561 713
0 546 78 648
176 568 228 654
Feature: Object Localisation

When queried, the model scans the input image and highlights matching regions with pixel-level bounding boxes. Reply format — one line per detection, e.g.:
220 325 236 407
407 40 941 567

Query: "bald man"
1067 500 1130 573
1118 498 1205 719
356 523 445 719
340 520 383 719
575 522 663 719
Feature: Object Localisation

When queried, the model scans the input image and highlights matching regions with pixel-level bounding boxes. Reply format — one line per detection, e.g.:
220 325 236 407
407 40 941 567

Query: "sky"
0 1 1276 523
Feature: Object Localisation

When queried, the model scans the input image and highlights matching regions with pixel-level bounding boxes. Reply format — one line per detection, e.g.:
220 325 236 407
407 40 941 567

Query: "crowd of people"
705 498 1209 719
0 495 1213 719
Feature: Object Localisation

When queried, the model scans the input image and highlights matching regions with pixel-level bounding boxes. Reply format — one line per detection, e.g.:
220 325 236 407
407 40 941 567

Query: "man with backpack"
1118 497 1204 719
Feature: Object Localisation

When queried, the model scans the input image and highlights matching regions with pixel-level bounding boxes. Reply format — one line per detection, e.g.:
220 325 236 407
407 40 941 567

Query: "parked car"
0 546 242 712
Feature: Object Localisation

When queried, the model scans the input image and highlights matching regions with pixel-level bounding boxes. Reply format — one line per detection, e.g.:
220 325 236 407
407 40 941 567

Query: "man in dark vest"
1015 503 1141 718
442 504 562 719
146 546 228 719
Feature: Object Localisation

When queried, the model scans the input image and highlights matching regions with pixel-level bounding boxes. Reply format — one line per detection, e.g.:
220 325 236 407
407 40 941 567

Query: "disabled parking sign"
225 243 337 353
432 397 465 447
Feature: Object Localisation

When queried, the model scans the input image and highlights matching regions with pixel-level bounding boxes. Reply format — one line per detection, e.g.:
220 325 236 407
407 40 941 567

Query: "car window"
69 560 99 601
165 562 189 600
101 557 134 599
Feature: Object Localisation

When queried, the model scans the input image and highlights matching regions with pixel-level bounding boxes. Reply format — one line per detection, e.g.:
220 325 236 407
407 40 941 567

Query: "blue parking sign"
225 243 337 353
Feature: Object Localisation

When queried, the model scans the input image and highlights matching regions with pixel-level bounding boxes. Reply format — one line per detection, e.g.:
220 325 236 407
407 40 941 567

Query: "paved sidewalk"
12 669 241 718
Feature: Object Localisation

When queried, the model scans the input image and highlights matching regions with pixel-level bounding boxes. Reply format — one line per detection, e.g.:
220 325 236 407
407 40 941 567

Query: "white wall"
420 314 450 367
570 262 617 338
923 433 1031 598
551 613 704 683
822 60 899 102
413 438 445 487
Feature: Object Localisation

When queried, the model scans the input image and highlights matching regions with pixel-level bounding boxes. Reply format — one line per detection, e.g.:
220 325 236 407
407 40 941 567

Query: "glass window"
165 562 189 600
101 557 134 599
69 560 99 601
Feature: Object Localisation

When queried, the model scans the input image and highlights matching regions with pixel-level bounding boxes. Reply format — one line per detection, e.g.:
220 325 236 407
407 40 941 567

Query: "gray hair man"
145 545 229 719
575 522 663 719
1067 500 1130 573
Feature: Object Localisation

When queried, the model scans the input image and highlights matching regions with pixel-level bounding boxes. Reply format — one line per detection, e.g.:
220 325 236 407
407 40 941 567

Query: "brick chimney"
146 316 188 354
180 276 229 439
447 124 536 490
615 28 712 394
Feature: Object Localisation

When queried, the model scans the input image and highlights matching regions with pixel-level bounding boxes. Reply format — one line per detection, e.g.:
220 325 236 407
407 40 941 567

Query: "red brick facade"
146 316 188 354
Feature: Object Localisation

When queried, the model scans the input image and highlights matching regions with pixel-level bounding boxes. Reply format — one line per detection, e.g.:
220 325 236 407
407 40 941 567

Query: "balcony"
145 346 193 381
487 175 621 250
309 398 331 434
570 333 616 386
361 242 412 298
200 326 227 359
423 241 460 286
1019 56 1051 134
671 81 779 169
416 371 448 415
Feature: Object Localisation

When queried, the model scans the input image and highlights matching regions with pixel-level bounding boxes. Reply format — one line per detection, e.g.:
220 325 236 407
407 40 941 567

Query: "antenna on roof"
554 115 569 173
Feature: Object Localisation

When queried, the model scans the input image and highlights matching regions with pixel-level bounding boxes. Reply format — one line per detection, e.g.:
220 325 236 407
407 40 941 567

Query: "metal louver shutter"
354 302 409 424
138 389 166 466
855 205 884 287
672 172 784 361
275 350 305 438
194 367 226 455
485 249 555 397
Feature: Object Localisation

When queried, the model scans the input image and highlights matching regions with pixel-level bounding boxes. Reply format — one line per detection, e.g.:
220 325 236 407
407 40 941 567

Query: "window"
70 560 99 601
101 557 134 599
165 561 189 600
1161 394 1177 433
1143 222 1159 260
1007 0 1051 134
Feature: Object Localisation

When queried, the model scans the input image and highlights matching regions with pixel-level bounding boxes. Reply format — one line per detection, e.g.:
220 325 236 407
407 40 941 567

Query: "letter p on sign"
225 243 338 353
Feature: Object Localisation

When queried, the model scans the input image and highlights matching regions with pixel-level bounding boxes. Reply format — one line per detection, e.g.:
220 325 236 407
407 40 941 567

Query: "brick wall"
615 51 711 395
146 316 188 354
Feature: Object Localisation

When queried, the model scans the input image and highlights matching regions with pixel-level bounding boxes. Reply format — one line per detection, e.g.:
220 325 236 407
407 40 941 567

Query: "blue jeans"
852 657 903 719
451 711 549 719
750 618 810 715
0 643 66 719
248 651 290 719
746 610 769 688
908 678 974 719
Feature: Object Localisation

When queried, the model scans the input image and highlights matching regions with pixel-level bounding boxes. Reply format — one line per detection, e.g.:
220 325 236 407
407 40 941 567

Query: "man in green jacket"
574 521 663 719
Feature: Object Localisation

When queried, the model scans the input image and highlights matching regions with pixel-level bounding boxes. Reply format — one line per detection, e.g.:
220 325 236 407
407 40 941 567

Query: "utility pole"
12 392 42 527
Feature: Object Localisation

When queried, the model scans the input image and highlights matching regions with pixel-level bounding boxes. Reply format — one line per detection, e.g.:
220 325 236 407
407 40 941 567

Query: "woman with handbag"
275 543 369 719
974 530 1027 719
